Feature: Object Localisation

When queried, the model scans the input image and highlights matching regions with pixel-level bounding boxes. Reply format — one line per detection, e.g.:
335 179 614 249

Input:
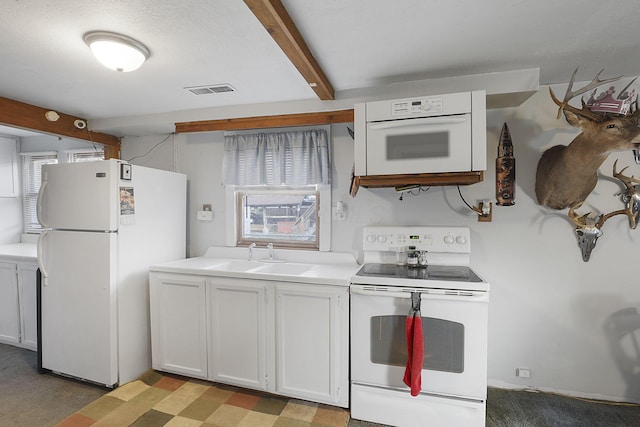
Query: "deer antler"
568 202 594 228
611 160 640 229
596 205 636 229
613 159 640 186
568 200 635 230
549 68 622 120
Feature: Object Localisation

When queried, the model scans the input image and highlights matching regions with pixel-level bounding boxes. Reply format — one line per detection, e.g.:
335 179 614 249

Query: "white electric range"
350 226 489 427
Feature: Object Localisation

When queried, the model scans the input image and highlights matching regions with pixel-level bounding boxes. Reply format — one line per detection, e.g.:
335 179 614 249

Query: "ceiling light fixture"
83 31 150 72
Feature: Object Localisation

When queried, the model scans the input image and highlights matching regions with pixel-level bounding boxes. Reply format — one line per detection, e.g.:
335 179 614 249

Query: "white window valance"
222 128 330 186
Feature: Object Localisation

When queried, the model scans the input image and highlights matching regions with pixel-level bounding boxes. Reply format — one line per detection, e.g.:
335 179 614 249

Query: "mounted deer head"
569 161 638 262
535 69 640 210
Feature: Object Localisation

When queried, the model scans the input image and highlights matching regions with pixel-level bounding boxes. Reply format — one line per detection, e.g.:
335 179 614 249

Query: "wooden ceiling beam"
175 109 353 133
244 0 335 100
0 96 121 149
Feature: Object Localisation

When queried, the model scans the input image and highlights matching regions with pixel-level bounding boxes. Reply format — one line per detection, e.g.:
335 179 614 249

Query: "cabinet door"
0 262 20 344
17 263 38 350
209 278 268 391
0 137 19 197
275 284 349 407
149 273 208 379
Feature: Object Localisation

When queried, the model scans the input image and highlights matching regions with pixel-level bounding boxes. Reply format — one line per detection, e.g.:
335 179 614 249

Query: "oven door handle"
350 286 489 302
369 115 467 130
350 287 411 298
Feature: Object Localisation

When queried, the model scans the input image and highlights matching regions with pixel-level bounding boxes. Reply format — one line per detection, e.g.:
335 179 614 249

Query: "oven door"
365 114 472 175
350 285 488 400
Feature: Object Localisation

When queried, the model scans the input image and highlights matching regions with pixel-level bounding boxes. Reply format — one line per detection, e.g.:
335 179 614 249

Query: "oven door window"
370 315 464 373
386 131 449 160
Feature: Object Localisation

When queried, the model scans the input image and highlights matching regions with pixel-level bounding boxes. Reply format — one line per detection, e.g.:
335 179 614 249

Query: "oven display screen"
409 235 419 240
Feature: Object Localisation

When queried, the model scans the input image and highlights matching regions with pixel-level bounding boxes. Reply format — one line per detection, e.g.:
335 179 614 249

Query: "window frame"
225 184 331 251
20 151 58 234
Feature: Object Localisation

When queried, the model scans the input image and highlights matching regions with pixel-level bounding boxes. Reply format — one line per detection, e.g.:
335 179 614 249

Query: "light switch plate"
197 210 214 221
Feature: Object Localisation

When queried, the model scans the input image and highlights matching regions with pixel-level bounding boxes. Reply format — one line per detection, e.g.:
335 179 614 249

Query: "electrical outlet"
516 368 531 378
477 201 492 222
332 201 346 221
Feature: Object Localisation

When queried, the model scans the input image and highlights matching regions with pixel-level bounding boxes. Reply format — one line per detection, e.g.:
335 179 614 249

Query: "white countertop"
150 246 361 286
0 243 37 262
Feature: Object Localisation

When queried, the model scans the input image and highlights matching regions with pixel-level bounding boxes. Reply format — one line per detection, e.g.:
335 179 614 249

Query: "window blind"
20 152 57 234
66 149 104 163
222 129 330 186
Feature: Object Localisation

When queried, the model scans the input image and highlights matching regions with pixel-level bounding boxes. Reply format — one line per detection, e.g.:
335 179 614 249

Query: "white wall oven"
350 226 489 427
353 91 486 176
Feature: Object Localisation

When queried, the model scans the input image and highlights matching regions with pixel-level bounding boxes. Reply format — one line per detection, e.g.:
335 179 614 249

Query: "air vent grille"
185 84 236 95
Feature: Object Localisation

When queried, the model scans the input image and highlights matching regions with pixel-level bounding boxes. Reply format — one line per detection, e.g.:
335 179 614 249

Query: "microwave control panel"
391 97 443 116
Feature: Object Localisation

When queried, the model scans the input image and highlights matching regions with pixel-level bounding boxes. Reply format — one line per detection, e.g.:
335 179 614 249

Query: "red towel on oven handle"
403 312 423 396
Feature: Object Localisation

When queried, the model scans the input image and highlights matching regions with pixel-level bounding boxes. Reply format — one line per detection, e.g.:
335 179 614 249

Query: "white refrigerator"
36 159 186 387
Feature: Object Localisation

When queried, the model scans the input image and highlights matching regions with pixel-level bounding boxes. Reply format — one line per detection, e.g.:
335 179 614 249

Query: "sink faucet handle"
267 242 274 260
248 242 257 260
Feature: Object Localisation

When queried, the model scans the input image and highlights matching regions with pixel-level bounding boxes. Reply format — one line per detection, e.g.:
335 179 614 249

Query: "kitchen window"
20 149 104 234
223 128 331 251
20 152 58 234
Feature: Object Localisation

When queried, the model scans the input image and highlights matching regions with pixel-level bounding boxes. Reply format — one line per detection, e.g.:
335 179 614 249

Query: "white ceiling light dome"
83 31 150 72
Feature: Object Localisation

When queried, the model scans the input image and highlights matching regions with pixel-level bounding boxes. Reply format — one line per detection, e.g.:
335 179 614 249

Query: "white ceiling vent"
185 84 236 95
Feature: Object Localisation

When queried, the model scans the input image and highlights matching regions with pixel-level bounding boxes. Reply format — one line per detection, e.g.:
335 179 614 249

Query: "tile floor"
55 371 350 427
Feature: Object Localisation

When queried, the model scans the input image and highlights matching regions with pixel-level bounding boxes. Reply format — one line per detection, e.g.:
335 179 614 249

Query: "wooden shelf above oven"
350 171 484 196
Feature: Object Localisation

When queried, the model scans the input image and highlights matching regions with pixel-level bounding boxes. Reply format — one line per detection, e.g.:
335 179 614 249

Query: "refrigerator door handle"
37 178 48 229
37 229 49 286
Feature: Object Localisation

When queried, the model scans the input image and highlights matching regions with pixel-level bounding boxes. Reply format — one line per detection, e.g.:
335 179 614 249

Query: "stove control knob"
366 234 377 244
456 235 467 245
444 235 454 245
377 234 387 244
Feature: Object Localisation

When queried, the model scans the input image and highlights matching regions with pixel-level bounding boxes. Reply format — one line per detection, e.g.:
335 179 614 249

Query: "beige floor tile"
107 380 150 401
280 400 318 422
237 410 278 427
92 400 150 427
154 381 210 415
163 415 205 427
77 396 125 421
205 404 250 426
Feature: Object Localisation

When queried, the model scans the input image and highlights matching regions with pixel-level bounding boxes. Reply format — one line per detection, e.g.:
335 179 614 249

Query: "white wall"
122 84 640 403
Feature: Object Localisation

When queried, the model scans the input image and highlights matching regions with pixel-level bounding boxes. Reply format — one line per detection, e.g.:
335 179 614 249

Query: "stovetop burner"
355 263 482 283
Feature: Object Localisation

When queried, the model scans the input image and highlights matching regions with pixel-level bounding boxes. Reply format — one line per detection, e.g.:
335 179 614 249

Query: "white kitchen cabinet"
149 272 208 379
0 262 20 345
0 137 19 198
17 263 38 350
208 277 269 390
274 283 349 407
149 269 351 408
0 260 38 350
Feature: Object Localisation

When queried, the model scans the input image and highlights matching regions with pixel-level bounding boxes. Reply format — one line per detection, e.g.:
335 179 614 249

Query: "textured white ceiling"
1 0 640 136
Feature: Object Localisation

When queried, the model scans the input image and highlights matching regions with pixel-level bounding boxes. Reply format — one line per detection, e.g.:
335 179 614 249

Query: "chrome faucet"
248 242 256 260
267 243 274 260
